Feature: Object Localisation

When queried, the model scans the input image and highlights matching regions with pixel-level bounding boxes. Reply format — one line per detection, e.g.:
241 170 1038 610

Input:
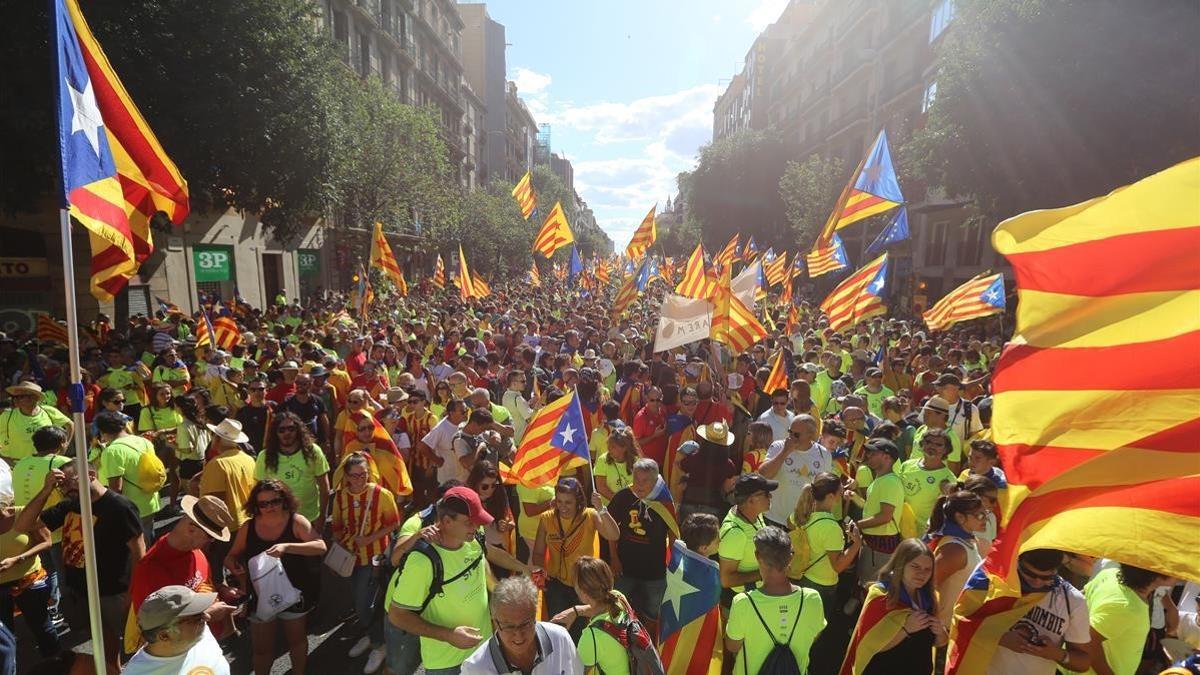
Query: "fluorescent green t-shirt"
11 454 72 507
719 508 764 589
137 406 182 435
0 405 72 461
388 538 492 670
897 458 956 531
1083 567 1150 675
578 590 632 675
516 484 554 540
98 435 162 517
727 587 825 675
0 507 42 584
854 385 895 418
592 453 633 506
862 472 903 536
254 447 330 523
802 513 844 587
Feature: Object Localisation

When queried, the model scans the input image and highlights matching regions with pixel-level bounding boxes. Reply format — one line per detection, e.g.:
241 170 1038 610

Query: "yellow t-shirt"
199 450 256 527
0 507 42 584
539 508 599 586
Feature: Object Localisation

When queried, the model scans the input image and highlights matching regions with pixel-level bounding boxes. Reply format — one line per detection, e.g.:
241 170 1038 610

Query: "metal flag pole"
58 210 108 673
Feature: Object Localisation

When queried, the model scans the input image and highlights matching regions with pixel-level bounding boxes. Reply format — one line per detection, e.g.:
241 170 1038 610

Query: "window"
922 80 938 113
958 221 985 266
930 0 955 42
926 220 948 266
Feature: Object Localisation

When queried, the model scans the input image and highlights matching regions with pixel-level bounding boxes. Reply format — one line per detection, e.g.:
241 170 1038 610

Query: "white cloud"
746 0 789 31
540 85 721 146
511 67 551 95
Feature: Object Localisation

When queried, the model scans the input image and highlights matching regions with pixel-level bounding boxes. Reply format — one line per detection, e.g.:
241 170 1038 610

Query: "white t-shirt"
946 398 982 445
422 416 465 483
502 389 535 442
122 626 230 675
764 441 832 525
988 580 1090 675
757 409 795 443
461 621 584 675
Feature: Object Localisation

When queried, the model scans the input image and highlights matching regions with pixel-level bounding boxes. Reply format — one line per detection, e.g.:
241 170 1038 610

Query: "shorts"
247 596 314 624
384 616 421 675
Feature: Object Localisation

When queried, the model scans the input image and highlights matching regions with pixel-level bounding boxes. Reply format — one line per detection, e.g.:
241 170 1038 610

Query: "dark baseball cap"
733 473 779 499
863 438 900 460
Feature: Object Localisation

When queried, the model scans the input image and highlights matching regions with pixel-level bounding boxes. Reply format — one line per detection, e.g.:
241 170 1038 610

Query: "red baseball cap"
442 486 494 526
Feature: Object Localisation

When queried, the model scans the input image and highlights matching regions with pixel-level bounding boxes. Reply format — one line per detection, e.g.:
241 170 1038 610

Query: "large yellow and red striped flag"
36 314 70 345
819 253 889 332
505 389 591 488
432 254 446 290
762 250 789 287
456 244 476 302
710 266 766 353
674 243 717 300
713 234 738 272
473 275 491 298
923 272 1006 332
369 222 407 292
625 205 657 260
532 201 574 258
761 349 789 397
55 0 189 301
986 157 1200 582
512 170 537 219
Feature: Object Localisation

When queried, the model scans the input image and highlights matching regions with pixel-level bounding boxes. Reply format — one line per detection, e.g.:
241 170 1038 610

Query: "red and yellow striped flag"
512 170 537 220
841 584 932 675
36 314 70 345
819 253 888 332
594 259 611 285
710 266 766 354
212 311 240 351
194 313 216 350
763 250 789 287
762 349 789 397
625 205 657 260
456 244 475 302
473 275 491 298
714 234 738 272
532 201 574 258
55 0 189 301
610 265 641 319
369 222 407 292
432 254 446 290
529 262 541 287
983 157 1200 586
505 389 590 488
923 272 1005 332
674 243 717 300
784 304 800 336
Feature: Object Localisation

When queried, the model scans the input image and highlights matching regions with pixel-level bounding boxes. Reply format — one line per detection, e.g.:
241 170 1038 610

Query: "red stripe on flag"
70 186 134 237
993 332 1200 391
838 190 888 219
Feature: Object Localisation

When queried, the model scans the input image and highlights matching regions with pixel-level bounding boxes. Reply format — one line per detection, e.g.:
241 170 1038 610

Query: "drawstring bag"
249 552 302 622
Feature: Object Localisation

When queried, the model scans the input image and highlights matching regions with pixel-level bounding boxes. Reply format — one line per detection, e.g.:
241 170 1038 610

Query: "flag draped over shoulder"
660 539 722 675
820 253 888 332
840 583 933 675
333 411 413 497
985 157 1200 586
806 234 849 278
533 201 574 257
675 243 717 300
626 205 657 260
54 0 189 301
710 265 766 354
923 273 1005 332
369 222 407 292
643 475 680 538
945 565 1050 674
507 390 590 488
512 170 537 219
814 129 903 249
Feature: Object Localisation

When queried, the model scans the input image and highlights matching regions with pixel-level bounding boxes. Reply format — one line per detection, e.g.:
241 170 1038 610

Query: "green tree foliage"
906 0 1200 222
455 184 532 280
778 154 847 248
689 129 796 252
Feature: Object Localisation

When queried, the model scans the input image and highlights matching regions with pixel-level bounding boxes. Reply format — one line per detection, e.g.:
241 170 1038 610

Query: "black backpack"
744 591 806 675
395 506 487 613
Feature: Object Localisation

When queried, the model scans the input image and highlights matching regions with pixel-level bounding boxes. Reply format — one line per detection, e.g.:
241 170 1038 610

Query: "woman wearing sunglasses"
225 479 326 675
924 487 986 628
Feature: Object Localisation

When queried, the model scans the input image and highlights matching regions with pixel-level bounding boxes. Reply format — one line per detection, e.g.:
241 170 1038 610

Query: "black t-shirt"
236 403 273 455
40 490 143 596
680 448 738 508
281 395 325 437
608 488 668 580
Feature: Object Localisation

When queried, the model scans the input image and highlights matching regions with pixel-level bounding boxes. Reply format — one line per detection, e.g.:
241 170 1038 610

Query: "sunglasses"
1019 563 1057 582
112 397 126 403
250 387 266 391
257 498 284 509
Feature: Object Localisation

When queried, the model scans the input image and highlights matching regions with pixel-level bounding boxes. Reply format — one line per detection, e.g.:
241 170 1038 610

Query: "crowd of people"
0 277 1195 675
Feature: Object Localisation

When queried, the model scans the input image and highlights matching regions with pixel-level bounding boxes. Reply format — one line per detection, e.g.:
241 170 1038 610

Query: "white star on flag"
558 422 576 445
67 77 105 157
869 276 885 293
662 558 700 621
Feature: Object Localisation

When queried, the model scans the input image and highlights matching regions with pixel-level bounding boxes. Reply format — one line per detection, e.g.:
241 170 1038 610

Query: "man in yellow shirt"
198 420 255 531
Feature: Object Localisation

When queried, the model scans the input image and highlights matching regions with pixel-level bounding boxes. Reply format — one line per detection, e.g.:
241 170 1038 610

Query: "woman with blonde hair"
593 426 638 505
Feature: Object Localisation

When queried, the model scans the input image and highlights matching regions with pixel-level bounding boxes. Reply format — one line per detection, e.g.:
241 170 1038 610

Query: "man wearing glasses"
988 548 1092 674
759 415 831 526
756 389 795 443
632 387 667 468
461 576 583 675
235 380 273 456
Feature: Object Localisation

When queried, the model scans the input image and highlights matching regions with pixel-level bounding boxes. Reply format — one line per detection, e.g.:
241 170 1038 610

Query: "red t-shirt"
632 406 667 467
266 381 296 405
693 400 733 426
345 351 367 376
130 536 211 612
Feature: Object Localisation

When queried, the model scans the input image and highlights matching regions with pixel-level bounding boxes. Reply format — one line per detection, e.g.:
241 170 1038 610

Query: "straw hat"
5 382 43 398
696 421 735 447
179 495 233 542
206 418 249 444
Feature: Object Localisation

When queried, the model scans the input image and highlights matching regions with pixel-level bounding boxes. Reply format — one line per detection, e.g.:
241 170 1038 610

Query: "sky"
471 0 790 248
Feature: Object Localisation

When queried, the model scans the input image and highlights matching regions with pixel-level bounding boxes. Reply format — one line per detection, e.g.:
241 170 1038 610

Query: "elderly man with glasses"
0 382 73 464
461 576 583 675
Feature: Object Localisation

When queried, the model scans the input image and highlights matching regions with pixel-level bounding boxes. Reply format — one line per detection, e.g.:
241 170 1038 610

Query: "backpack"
395 515 488 614
787 515 837 580
109 437 168 493
876 473 919 540
589 601 665 675
744 591 806 675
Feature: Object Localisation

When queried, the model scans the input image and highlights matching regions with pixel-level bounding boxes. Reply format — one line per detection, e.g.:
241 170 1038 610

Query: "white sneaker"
364 646 386 674
348 635 372 659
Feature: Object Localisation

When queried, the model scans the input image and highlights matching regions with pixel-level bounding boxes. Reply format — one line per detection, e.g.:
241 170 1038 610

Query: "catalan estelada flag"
984 157 1200 585
54 0 188 301
155 296 182 317
506 389 590 488
714 233 739 272
814 129 903 249
710 265 766 353
740 235 758 263
784 304 801 336
945 565 1052 675
841 583 935 675
806 233 849 278
625 205 657 260
763 249 789 287
512 170 537 220
528 261 541 287
762 349 789 396
194 312 216 350
36 315 70 346
660 539 722 675
643 475 680 538
533 201 574 258
594 258 611 285
432 254 446 290
923 273 1005 332
212 309 240 351
819 252 888 332
610 262 643 319
675 243 717 300
369 222 407 292
473 275 491 298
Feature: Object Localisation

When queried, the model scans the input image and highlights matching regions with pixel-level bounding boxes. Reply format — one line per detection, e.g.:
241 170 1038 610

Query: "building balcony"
350 0 381 27
826 102 867 140
881 68 923 104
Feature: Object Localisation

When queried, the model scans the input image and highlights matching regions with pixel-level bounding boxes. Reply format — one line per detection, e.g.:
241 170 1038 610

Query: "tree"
906 0 1200 222
455 184 532 280
778 154 847 249
689 129 796 252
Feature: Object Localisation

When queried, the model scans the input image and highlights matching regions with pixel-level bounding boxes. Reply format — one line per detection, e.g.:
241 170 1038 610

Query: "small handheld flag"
923 273 1005 332
507 389 591 488
819 253 889 332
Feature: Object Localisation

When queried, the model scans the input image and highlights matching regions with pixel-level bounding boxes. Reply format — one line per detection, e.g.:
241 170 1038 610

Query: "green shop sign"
192 244 233 282
297 249 321 278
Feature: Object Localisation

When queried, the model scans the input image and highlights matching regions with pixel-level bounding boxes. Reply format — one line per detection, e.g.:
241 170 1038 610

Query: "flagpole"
59 209 108 674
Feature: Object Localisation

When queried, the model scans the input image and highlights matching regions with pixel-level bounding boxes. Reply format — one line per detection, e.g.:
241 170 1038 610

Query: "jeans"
614 575 667 621
424 668 461 675
40 544 63 613
0 621 14 675
384 619 421 675
0 580 59 657
351 564 384 645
